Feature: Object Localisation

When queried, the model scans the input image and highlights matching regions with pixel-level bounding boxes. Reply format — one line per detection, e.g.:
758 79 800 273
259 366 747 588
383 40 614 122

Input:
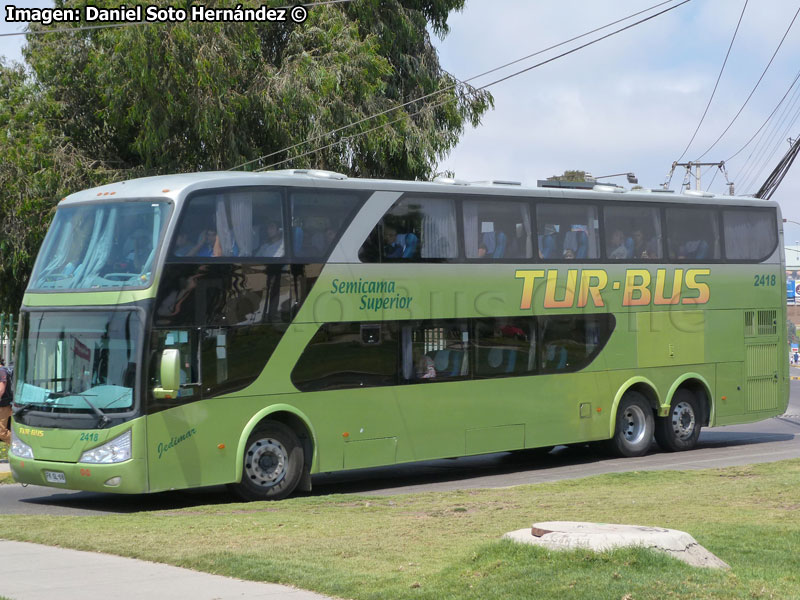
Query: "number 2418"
754 274 776 286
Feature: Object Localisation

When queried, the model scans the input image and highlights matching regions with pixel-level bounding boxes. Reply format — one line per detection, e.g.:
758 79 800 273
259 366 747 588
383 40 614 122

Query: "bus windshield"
16 311 141 413
29 200 171 290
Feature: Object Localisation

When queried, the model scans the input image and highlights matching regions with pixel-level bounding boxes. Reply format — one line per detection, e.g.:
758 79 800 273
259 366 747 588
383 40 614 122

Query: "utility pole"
664 161 732 193
755 135 800 200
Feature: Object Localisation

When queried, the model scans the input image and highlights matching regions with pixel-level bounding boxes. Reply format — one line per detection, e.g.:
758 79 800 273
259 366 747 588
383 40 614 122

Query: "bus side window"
291 323 398 391
666 207 720 260
172 189 283 259
538 315 613 373
463 199 533 260
474 318 537 377
603 205 662 260
722 208 777 261
290 191 362 258
359 196 458 262
403 320 469 382
536 203 600 260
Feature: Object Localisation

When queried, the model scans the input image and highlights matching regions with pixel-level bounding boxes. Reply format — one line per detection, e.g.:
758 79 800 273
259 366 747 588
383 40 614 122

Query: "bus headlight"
80 430 132 464
10 430 34 459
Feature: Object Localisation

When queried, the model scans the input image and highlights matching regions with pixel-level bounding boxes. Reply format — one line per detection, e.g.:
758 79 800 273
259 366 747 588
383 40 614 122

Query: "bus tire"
607 392 654 457
229 421 304 501
655 390 702 452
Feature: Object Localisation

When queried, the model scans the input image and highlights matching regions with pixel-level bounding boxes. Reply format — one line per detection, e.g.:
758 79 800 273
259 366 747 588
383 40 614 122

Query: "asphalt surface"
1 380 799 515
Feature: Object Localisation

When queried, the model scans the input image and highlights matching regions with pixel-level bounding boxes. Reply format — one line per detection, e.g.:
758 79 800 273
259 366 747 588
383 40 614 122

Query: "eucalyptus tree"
1 0 491 311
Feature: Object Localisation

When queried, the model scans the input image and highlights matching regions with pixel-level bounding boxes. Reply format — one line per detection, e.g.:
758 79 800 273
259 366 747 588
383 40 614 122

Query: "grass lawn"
0 442 9 484
4 459 800 599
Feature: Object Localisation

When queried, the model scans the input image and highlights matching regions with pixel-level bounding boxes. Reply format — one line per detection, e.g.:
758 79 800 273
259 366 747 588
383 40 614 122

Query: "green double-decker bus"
9 171 789 499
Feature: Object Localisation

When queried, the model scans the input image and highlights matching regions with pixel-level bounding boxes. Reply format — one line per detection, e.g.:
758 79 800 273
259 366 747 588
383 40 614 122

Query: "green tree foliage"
23 0 491 176
547 170 587 182
0 61 116 312
1 0 492 311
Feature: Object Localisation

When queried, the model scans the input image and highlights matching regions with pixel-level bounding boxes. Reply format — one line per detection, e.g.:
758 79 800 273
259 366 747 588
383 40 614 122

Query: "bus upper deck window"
291 191 361 258
536 203 600 260
603 205 662 260
173 190 284 259
666 207 720 260
463 199 532 260
361 196 458 262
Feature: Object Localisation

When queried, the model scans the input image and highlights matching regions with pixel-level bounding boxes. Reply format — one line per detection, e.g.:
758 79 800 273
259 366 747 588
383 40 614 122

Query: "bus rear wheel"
655 390 702 452
607 392 654 457
229 422 303 501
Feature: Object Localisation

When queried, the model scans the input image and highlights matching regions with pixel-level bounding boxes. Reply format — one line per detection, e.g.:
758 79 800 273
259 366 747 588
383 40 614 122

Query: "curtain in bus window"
231 192 256 257
71 206 119 288
37 219 73 281
419 198 458 259
172 189 285 259
520 203 533 258
31 202 172 290
463 202 480 258
723 209 777 260
379 197 457 260
33 215 72 285
215 193 256 257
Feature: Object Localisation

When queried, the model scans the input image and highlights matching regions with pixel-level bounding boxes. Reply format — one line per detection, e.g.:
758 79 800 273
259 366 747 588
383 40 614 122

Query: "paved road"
2 381 798 515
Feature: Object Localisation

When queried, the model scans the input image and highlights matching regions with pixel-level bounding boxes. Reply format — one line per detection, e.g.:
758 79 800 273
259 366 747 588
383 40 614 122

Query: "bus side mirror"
153 348 180 400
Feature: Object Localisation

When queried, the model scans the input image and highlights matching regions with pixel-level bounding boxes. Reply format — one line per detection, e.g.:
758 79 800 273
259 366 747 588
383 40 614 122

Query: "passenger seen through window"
603 205 662 260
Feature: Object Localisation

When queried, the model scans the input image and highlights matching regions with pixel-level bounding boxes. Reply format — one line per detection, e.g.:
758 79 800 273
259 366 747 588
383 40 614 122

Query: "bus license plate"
45 471 66 484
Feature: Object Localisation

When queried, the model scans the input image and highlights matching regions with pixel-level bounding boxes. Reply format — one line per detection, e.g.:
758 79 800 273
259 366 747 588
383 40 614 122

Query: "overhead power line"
232 0 684 171
734 74 800 192
252 0 693 172
693 5 800 161
674 0 747 163
754 134 800 200
724 68 800 162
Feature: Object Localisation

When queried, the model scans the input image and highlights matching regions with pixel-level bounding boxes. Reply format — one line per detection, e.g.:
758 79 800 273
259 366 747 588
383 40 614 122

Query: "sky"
3 0 800 242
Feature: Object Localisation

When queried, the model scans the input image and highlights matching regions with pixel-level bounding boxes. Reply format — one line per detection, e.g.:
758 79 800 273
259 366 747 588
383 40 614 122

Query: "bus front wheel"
607 392 654 457
230 421 304 501
655 390 702 452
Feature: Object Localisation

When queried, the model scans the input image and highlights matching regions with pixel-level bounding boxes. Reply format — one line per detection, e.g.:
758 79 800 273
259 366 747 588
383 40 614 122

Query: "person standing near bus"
0 357 12 444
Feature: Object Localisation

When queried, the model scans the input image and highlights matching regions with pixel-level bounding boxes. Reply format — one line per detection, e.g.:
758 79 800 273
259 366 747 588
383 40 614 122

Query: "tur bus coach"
8 170 788 499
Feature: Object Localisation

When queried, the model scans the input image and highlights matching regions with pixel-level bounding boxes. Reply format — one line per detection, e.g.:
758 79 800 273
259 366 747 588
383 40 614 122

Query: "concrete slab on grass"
504 521 729 569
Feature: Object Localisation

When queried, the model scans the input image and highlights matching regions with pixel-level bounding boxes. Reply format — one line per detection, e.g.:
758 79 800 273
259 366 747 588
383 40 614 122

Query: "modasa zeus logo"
515 268 711 309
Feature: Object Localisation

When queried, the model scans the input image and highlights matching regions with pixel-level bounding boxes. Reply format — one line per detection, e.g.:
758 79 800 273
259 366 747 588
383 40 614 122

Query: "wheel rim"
670 401 696 440
245 437 288 488
622 404 648 445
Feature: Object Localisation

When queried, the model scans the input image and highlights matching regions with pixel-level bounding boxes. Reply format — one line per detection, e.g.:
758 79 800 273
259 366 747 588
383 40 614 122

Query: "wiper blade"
77 394 111 429
101 390 133 412
13 403 37 417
